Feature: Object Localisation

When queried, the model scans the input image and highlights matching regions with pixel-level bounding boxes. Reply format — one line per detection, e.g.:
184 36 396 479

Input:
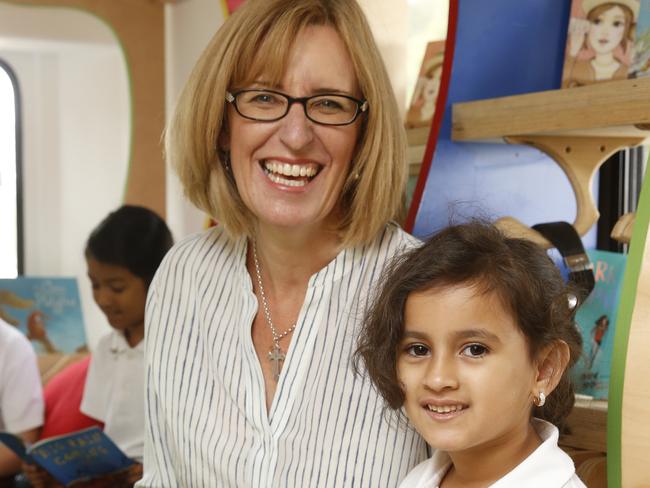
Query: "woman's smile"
260 158 322 188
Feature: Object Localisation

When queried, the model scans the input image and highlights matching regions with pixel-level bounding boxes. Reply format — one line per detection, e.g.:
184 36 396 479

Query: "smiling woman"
137 1 430 486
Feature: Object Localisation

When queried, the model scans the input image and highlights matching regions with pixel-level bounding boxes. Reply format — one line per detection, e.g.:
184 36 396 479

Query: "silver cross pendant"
268 343 285 382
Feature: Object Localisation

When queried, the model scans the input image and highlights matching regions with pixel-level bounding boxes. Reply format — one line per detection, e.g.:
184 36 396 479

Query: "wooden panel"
452 77 650 142
13 0 166 217
621 228 650 487
561 401 608 452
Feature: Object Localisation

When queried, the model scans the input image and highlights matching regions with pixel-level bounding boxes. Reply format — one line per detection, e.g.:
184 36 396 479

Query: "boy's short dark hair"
356 221 582 427
85 205 173 287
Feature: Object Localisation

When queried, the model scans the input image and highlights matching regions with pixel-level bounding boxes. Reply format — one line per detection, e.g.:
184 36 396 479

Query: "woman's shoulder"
155 226 244 277
374 222 421 255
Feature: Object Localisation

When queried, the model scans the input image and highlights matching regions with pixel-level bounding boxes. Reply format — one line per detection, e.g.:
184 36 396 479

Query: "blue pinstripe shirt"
137 223 427 487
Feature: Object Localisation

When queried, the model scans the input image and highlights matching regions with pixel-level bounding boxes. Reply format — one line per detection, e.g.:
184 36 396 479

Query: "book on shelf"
561 0 639 88
405 40 445 129
570 249 627 400
0 427 134 487
631 1 650 77
0 277 86 354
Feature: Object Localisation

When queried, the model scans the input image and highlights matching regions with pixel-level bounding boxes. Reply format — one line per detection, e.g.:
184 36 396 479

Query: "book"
0 277 86 354
405 40 445 129
561 0 639 88
570 249 627 400
631 1 650 77
0 427 134 486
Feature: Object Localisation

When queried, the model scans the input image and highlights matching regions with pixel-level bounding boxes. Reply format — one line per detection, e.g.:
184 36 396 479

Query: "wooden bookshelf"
448 78 650 249
406 126 429 176
449 77 650 485
451 77 650 142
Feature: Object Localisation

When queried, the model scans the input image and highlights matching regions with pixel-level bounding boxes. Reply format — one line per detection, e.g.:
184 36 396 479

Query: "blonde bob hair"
167 0 407 247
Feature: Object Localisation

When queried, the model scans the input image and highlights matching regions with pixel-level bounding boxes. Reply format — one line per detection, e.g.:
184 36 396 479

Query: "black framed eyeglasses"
225 89 368 126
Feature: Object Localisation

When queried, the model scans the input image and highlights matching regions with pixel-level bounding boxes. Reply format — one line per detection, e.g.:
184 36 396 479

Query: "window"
0 59 22 278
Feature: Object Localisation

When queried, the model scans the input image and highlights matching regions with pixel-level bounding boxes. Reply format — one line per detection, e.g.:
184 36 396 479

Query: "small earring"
222 151 231 173
535 391 546 407
353 171 360 181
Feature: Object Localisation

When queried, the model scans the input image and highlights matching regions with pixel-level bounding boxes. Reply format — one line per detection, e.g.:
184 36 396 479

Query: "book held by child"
0 426 133 486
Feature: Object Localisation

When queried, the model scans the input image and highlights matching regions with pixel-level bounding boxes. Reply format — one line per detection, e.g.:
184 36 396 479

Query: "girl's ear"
533 340 570 398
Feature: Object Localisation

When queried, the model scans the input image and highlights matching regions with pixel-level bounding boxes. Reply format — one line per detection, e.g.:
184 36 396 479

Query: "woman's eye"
613 21 623 28
461 343 488 358
312 98 345 112
250 93 279 104
405 344 430 357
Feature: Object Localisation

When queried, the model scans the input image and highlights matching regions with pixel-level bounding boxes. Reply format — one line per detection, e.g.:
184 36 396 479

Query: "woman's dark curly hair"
355 221 583 427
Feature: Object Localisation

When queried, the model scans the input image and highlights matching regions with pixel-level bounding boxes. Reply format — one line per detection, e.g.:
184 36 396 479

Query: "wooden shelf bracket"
495 135 645 249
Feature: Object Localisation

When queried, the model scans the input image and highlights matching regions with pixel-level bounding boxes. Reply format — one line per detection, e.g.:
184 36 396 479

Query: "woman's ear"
533 340 570 397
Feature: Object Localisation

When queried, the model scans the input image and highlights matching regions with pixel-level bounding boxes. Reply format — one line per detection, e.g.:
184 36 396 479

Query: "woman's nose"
277 102 314 151
422 354 459 392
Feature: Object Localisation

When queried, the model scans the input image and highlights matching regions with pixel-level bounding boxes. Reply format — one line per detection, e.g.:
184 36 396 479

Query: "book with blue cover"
570 249 627 400
0 277 86 353
0 427 134 486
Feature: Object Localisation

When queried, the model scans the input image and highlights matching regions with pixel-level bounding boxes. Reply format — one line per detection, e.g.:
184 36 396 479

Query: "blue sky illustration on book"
570 249 627 400
0 277 86 353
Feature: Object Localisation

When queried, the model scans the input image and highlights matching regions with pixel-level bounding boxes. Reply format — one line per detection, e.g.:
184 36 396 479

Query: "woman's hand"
568 17 590 57
22 462 62 488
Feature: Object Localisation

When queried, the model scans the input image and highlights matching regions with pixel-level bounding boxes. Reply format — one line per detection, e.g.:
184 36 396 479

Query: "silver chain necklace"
252 240 296 381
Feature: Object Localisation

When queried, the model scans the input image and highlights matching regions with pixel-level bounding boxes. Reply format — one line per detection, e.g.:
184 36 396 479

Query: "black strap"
532 221 595 304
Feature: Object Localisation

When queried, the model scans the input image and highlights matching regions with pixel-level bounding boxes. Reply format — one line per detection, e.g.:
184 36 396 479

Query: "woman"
137 0 428 486
563 0 639 87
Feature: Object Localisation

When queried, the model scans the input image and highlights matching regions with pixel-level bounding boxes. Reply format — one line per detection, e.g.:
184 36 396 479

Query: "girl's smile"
397 285 541 456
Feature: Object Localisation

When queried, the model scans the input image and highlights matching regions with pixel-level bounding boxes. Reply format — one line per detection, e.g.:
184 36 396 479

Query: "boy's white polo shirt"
81 329 144 461
0 318 43 433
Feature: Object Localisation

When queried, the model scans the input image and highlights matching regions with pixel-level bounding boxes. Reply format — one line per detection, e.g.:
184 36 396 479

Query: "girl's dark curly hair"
355 221 582 427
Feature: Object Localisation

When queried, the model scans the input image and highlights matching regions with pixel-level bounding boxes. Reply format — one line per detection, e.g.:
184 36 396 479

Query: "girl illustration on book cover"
562 0 640 87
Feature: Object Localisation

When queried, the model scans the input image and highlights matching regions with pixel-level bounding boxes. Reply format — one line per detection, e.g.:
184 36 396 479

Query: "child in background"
25 205 173 488
356 222 586 487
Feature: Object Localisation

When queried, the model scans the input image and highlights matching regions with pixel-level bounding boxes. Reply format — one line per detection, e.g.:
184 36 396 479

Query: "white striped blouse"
137 223 428 487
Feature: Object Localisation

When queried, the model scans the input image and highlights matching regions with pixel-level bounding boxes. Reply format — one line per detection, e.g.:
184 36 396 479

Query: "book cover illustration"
405 40 445 129
561 0 640 88
570 249 627 400
0 427 133 487
0 277 86 354
631 0 650 77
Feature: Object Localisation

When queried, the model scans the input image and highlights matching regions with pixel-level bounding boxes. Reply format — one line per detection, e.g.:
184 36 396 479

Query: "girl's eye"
110 287 125 294
461 343 488 358
405 344 430 357
613 20 623 28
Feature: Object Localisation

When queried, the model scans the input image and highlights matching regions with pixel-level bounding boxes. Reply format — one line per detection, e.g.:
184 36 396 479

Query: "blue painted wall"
412 0 598 248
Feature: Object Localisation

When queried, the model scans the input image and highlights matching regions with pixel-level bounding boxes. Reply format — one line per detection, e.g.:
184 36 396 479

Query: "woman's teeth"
264 160 318 177
427 404 464 413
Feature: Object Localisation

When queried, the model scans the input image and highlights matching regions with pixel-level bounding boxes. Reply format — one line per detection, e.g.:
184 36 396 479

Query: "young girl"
356 222 586 487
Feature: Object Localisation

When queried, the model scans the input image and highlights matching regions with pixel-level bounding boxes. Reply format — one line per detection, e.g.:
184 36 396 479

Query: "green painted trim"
0 0 134 202
607 151 650 488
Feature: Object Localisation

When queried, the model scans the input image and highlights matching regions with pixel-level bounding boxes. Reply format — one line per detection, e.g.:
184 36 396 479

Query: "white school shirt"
0 318 43 433
137 223 428 488
398 419 587 488
81 329 145 461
